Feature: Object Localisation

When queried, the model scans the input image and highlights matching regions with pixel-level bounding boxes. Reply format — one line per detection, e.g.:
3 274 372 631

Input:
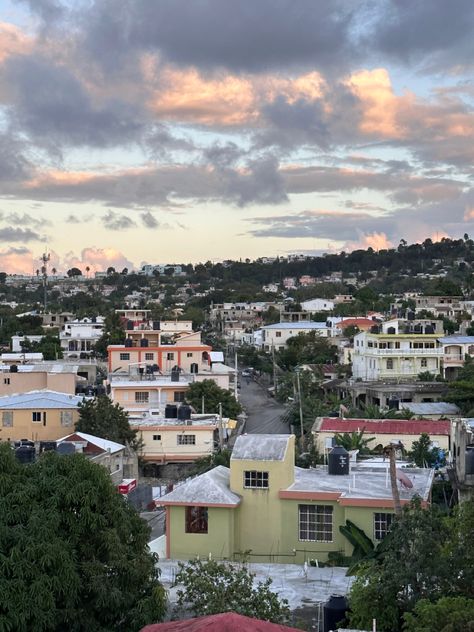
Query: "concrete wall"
314 429 450 453
0 371 77 396
138 426 215 462
168 506 235 560
1 407 79 442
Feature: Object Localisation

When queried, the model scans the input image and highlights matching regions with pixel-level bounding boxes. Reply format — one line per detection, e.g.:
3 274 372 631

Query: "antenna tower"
40 252 50 312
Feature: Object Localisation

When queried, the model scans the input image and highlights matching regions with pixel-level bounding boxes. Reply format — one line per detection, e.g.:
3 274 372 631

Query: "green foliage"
76 396 140 449
276 331 337 371
403 597 474 632
334 429 375 454
238 345 273 375
190 449 232 476
446 356 474 414
94 312 126 358
20 334 63 360
347 403 414 420
417 370 437 381
186 379 242 418
409 433 445 468
174 558 290 623
0 444 166 631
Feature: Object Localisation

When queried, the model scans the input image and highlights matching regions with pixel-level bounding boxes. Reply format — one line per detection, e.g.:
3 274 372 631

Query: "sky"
0 0 473 273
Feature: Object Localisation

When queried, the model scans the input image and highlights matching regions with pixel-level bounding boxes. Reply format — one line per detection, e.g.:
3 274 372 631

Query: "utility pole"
40 252 50 312
201 395 205 414
296 370 304 449
218 401 224 449
272 344 278 396
234 349 238 401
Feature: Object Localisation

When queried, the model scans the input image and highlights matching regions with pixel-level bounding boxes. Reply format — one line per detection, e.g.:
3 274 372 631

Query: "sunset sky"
0 0 473 273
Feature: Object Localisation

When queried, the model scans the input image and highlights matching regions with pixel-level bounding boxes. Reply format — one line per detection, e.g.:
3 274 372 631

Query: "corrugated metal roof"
317 418 451 435
0 390 86 409
262 322 327 330
403 402 460 415
438 336 474 344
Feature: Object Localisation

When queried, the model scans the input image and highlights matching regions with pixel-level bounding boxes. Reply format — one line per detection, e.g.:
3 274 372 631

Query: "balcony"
443 354 464 366
358 348 443 357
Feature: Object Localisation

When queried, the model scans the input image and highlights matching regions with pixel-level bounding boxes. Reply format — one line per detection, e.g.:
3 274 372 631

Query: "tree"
76 396 140 450
0 444 166 631
334 429 375 454
446 356 474 414
106 266 116 276
403 597 474 632
277 331 337 371
94 312 126 358
21 334 63 360
186 380 242 418
409 433 445 468
174 558 289 623
67 267 82 277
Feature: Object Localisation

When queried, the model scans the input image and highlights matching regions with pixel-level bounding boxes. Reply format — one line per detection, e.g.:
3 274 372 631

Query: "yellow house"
158 434 433 564
0 390 85 443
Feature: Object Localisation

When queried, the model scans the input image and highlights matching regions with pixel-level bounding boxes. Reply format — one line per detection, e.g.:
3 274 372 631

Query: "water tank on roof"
9 364 18 373
165 404 178 419
328 445 349 475
171 369 180 382
153 321 161 331
388 398 400 410
407 310 416 321
126 320 134 330
425 325 434 334
414 324 422 333
40 441 56 453
178 404 192 421
152 364 160 373
323 595 348 632
387 326 396 334
124 338 133 348
57 442 76 456
465 447 474 475
91 316 96 323
15 446 35 464
140 338 149 347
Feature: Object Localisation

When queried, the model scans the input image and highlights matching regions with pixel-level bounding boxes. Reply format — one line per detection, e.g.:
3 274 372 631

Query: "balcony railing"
357 348 443 356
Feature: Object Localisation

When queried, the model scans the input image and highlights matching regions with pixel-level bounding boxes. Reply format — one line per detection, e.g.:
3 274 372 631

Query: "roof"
314 418 451 436
141 612 303 632
0 390 86 409
209 351 224 362
438 336 474 344
1 353 44 361
231 434 290 461
337 318 377 329
285 465 433 503
403 402 460 416
57 432 125 454
262 322 327 330
157 466 241 507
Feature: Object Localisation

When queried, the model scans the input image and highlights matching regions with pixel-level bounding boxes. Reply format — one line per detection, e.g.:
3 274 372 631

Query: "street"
238 376 290 434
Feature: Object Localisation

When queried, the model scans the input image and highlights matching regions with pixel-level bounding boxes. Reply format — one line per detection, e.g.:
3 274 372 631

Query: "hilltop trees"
0 445 166 631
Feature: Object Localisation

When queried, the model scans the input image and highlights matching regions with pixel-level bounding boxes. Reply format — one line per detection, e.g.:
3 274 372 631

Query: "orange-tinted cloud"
0 22 31 63
344 231 393 252
63 247 134 273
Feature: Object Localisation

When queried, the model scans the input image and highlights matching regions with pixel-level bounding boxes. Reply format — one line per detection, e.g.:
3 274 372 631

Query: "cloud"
3 212 51 228
140 211 159 228
0 246 36 274
63 247 134 273
0 226 43 242
101 210 136 230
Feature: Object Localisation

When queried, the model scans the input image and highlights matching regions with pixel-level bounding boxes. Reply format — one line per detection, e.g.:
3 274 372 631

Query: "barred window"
244 470 269 489
2 411 13 427
298 505 333 542
145 352 154 361
374 512 393 540
185 506 208 533
177 434 196 445
120 353 130 360
135 392 149 403
60 411 73 426
174 391 185 402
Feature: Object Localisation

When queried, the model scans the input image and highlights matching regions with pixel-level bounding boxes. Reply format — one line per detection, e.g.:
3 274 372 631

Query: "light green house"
158 434 433 564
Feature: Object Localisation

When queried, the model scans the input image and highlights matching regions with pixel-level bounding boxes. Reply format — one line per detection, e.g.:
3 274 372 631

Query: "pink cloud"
63 247 134 273
343 231 393 252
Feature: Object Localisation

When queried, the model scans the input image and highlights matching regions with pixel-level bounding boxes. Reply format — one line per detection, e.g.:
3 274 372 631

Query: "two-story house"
260 322 329 352
158 434 433 563
438 335 474 380
60 317 105 358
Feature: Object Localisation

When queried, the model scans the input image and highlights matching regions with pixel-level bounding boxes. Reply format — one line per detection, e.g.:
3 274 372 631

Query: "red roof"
338 318 376 329
141 613 301 632
318 418 450 436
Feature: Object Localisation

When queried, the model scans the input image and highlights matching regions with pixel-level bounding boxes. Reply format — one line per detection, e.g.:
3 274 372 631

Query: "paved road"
141 509 166 539
238 377 290 434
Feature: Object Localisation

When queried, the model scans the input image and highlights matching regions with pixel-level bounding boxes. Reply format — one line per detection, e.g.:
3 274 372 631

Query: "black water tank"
96 384 106 396
152 364 160 373
10 364 18 373
407 310 416 320
425 325 434 334
466 447 474 475
15 446 35 464
140 338 149 347
124 338 133 347
57 442 76 456
126 320 134 330
171 369 180 382
388 398 400 410
153 320 161 331
40 441 56 453
178 404 192 421
165 404 178 419
414 324 422 333
145 364 153 374
328 446 349 475
387 326 396 334
323 594 348 632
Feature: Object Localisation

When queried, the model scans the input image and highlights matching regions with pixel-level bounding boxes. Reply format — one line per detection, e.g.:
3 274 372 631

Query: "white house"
59 317 105 358
301 298 335 312
260 322 329 351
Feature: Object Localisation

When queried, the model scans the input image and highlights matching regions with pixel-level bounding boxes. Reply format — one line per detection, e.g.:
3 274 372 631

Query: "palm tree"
334 429 375 454
51 267 57 276
85 266 90 278
382 441 405 517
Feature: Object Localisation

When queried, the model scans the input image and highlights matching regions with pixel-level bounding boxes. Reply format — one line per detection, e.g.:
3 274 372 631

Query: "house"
157 434 433 563
0 390 85 442
414 295 463 318
11 335 44 352
312 417 451 453
0 362 83 396
141 612 304 632
41 312 75 329
60 317 104 358
401 402 460 419
438 336 474 380
352 319 443 381
301 298 335 312
260 322 329 351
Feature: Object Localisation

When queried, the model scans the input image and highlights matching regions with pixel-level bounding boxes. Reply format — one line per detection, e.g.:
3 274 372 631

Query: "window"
145 352 154 361
60 411 73 426
120 353 130 360
167 352 174 361
135 392 149 403
177 434 196 445
421 358 427 367
386 359 393 369
2 411 13 427
153 434 161 441
185 506 208 533
174 391 185 402
32 411 42 422
374 512 393 540
187 352 193 358
244 470 269 489
3 378 10 385
275 331 282 338
298 505 333 542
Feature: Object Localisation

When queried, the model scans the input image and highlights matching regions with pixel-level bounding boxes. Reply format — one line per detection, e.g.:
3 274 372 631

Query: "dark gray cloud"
0 226 43 241
14 0 64 22
140 211 159 228
102 210 136 230
4 55 146 151
0 133 32 183
77 0 357 74
3 212 51 228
